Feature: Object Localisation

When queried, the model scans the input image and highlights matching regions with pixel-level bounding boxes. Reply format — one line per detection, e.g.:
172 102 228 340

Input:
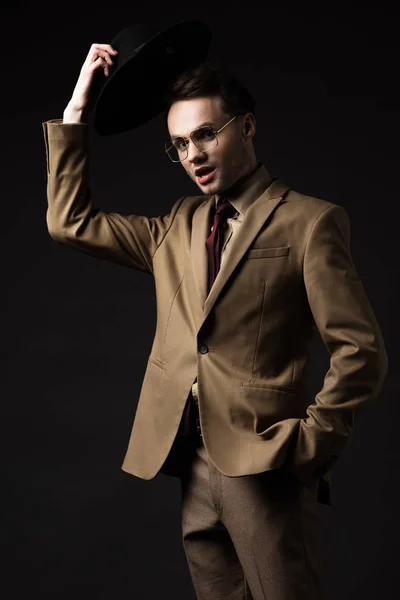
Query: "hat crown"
111 23 162 62
93 20 212 135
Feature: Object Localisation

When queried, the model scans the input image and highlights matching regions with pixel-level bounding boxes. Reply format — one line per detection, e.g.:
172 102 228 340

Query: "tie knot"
215 198 235 219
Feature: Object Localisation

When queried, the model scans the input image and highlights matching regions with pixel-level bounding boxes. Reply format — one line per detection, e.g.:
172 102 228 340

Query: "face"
167 95 256 196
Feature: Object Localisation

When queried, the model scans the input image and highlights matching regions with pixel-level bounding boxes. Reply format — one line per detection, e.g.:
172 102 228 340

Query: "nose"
186 139 207 163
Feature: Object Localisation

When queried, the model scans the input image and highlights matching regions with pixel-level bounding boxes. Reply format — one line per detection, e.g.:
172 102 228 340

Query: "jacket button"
198 343 209 354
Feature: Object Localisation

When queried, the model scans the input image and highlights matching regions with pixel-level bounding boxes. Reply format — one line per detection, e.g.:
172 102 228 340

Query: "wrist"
63 104 85 124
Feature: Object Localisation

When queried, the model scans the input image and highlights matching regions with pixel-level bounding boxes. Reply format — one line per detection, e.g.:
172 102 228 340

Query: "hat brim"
93 21 212 135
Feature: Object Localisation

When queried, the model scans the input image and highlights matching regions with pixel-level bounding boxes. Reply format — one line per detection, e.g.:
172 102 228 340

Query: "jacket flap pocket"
246 245 290 259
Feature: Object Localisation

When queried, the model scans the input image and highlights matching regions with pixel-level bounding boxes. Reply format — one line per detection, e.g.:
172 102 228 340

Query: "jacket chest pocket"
242 245 291 297
246 245 290 259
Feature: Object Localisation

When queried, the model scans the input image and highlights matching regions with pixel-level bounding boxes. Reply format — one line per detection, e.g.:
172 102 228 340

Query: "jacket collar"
214 162 273 216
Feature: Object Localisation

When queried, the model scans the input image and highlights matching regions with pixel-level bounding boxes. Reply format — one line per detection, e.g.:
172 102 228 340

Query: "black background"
3 3 399 599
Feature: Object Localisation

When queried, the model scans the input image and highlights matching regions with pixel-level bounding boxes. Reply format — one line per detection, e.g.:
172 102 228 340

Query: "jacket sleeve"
42 119 184 274
288 203 388 487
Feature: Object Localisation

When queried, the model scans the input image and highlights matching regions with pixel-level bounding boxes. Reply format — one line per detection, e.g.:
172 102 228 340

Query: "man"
42 28 388 600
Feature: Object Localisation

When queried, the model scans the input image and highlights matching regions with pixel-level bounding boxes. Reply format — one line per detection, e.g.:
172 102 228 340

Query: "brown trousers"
179 430 326 600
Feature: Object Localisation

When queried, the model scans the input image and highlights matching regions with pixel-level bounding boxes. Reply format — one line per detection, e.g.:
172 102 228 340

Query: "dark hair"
162 60 256 129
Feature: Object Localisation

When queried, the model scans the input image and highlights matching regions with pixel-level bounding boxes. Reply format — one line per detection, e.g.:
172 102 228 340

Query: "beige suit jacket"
42 119 388 503
190 159 274 403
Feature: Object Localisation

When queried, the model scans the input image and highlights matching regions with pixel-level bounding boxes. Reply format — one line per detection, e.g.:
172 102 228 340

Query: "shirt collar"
214 162 273 216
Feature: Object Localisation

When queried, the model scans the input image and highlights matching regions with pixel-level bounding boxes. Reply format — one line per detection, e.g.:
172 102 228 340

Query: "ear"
243 113 256 140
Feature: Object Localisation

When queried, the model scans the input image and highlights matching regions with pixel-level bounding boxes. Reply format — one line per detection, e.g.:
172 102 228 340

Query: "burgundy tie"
178 198 236 441
205 198 236 292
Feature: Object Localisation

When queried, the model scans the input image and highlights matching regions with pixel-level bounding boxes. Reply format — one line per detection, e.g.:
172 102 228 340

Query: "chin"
204 183 223 196
194 179 220 195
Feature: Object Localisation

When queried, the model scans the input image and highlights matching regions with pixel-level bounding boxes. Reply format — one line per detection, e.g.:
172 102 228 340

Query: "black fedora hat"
92 21 213 136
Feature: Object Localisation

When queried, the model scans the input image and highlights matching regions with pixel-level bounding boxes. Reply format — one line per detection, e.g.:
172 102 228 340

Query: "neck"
225 161 259 196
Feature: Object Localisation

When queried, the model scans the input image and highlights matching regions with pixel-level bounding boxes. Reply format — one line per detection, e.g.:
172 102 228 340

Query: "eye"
195 127 215 141
173 138 187 151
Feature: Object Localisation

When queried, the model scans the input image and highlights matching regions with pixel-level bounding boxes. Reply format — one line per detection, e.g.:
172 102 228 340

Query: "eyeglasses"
165 115 239 163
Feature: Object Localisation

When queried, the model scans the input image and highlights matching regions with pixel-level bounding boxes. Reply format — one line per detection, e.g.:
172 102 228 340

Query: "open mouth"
195 166 217 184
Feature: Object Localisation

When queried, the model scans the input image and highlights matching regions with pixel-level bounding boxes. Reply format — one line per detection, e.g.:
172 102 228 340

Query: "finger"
91 49 114 66
89 56 109 75
85 44 117 66
101 57 110 77
92 43 118 53
90 44 118 61
91 50 113 65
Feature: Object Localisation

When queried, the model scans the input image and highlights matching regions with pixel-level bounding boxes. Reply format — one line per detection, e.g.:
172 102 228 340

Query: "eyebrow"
170 121 215 140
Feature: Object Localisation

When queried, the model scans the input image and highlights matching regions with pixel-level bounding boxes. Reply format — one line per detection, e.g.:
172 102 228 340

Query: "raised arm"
42 42 184 273
43 119 183 273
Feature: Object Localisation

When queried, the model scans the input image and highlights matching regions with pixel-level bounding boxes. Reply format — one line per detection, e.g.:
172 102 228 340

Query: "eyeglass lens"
167 127 218 162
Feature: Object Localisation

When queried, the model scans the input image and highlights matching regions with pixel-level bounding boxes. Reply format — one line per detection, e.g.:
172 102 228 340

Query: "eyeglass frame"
164 114 242 163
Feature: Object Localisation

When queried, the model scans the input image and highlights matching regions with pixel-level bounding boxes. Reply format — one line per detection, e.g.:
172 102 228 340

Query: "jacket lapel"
190 178 290 321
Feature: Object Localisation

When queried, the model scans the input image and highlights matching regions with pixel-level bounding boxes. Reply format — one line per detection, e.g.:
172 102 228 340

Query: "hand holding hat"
64 21 212 134
64 43 119 124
